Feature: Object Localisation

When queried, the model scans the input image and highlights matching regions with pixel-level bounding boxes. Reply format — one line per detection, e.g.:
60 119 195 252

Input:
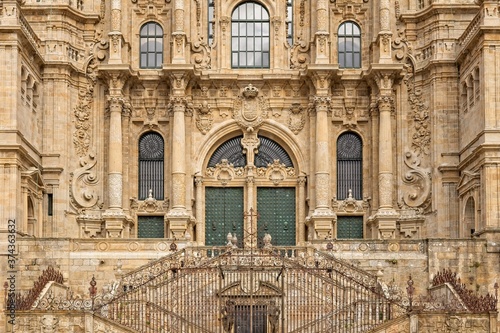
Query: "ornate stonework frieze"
255 160 295 185
400 151 432 212
195 101 213 134
130 190 169 213
232 84 270 132
287 103 306 134
332 189 367 213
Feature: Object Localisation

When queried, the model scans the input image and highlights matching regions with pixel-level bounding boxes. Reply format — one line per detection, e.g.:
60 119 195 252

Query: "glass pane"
140 25 148 36
346 40 352 52
232 23 238 36
148 53 155 66
141 54 147 67
239 38 246 51
255 23 262 36
209 7 214 19
287 8 292 21
148 40 157 51
255 53 262 66
209 25 213 36
255 5 262 19
156 54 162 67
156 25 163 35
232 53 238 67
247 38 254 51
232 37 238 50
354 54 360 68
239 52 246 66
255 38 262 51
353 24 360 35
140 39 148 52
263 53 269 67
247 52 254 66
247 4 254 19
346 22 352 35
338 24 345 35
346 56 353 68
262 7 269 19
148 23 155 35
247 23 254 36
353 38 360 52
263 23 269 36
239 23 246 35
263 38 269 51
339 55 345 68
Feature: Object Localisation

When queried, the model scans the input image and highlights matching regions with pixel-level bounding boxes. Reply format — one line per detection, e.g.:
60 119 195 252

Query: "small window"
338 21 361 68
140 22 163 69
208 0 215 45
337 132 362 200
138 132 164 200
286 0 293 45
231 2 270 68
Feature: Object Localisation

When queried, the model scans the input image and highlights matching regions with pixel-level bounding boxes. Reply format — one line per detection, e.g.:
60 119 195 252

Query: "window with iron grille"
138 132 164 200
231 2 270 68
337 132 362 200
338 21 361 68
140 22 163 69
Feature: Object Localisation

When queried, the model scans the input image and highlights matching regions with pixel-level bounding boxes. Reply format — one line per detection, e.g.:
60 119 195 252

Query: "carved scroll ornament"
401 151 431 211
70 153 102 211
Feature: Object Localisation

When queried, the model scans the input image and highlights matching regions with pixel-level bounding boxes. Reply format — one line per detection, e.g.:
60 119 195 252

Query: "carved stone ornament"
70 153 102 212
205 159 245 185
233 84 270 132
333 189 366 213
254 159 295 185
401 151 431 211
130 190 170 213
191 37 211 70
195 101 213 134
287 103 306 134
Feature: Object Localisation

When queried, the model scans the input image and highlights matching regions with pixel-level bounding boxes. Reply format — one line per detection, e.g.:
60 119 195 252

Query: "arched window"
208 0 215 45
337 132 362 200
138 132 164 200
464 197 475 237
140 22 163 69
231 2 270 68
338 21 361 68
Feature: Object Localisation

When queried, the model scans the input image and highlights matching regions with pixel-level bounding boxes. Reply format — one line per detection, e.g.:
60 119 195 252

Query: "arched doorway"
202 134 298 247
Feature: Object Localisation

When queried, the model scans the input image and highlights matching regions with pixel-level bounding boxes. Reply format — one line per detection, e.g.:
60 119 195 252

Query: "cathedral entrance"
202 134 299 247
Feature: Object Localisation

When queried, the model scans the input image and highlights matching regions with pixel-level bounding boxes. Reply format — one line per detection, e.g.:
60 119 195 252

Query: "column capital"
377 95 394 112
309 96 332 114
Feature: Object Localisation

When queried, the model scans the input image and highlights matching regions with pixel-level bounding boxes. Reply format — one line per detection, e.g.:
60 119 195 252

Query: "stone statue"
268 300 280 333
263 233 272 248
220 300 235 332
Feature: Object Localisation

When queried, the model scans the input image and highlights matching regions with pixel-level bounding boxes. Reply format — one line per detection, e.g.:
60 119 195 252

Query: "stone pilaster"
172 0 186 64
377 0 392 63
102 96 131 238
108 0 123 64
309 96 335 239
194 175 204 245
297 175 307 245
166 95 191 238
371 94 398 239
314 0 329 64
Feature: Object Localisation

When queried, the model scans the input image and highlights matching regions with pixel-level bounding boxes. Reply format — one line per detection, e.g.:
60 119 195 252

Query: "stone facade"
0 0 499 331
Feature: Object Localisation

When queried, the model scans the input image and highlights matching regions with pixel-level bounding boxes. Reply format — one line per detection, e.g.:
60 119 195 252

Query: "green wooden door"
137 216 165 238
205 187 244 246
257 187 296 246
337 216 363 239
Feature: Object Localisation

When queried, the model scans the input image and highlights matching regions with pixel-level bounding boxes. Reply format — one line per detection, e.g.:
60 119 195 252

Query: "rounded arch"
195 119 306 174
463 196 476 237
228 0 277 17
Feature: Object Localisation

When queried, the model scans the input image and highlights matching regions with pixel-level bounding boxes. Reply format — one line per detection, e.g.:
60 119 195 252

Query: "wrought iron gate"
96 247 407 333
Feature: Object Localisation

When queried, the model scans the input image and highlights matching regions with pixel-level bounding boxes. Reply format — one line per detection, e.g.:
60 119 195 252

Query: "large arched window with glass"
138 132 164 200
338 21 361 68
337 132 362 200
231 2 270 68
140 22 163 69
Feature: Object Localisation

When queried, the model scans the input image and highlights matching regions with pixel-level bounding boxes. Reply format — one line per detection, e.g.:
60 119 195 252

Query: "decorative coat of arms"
233 84 270 131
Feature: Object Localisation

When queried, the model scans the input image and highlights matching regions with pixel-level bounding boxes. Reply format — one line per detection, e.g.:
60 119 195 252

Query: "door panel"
205 187 244 246
257 187 296 246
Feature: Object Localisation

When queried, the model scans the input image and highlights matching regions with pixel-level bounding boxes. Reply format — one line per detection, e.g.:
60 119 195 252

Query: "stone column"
315 0 329 63
194 175 204 245
297 175 306 245
172 0 186 64
309 96 335 239
373 94 398 239
103 96 130 238
109 0 123 64
166 96 191 238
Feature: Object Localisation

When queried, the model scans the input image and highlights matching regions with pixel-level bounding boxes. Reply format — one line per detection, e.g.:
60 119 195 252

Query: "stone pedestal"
371 212 398 239
167 210 191 239
102 211 132 238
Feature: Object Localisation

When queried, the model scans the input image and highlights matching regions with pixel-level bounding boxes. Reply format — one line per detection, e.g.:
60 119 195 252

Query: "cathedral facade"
0 0 499 331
